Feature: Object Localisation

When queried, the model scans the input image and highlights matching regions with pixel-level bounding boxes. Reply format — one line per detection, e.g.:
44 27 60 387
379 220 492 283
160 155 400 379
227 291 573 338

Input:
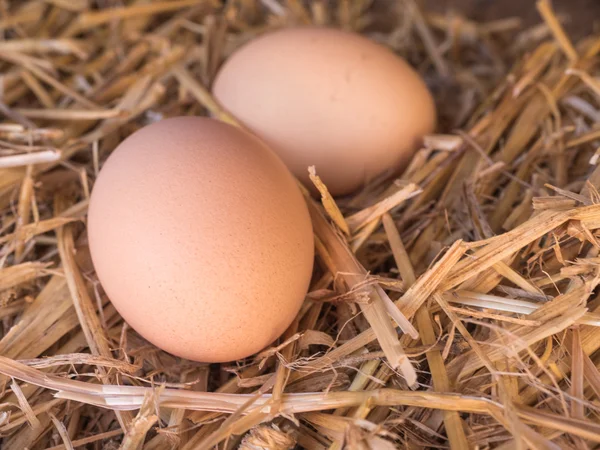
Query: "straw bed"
0 0 599 448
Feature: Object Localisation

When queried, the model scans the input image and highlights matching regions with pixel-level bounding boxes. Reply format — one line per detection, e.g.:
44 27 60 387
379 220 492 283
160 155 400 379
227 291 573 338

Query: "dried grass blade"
375 285 419 340
48 412 74 450
450 290 538 314
239 424 296 450
288 241 462 383
432 294 552 446
0 399 62 434
45 430 123 450
0 9 39 29
442 209 579 290
308 199 418 384
119 390 159 450
20 69 55 108
570 327 584 419
449 305 541 326
544 184 591 205
416 306 469 449
452 281 594 377
345 183 421 233
56 224 110 359
15 108 127 120
423 134 463 151
382 213 416 286
56 218 133 430
0 353 507 415
535 0 578 62
172 65 241 127
60 387 504 416
396 240 466 318
566 128 600 148
0 217 77 246
566 68 600 98
492 261 543 294
272 319 299 412
184 380 274 450
0 277 75 360
10 380 41 430
287 329 379 383
0 150 61 168
0 39 87 58
0 261 51 291
14 165 34 260
458 306 587 375
582 351 600 399
0 300 27 320
80 76 155 143
350 218 381 252
309 166 350 235
70 0 206 30
195 410 271 450
19 63 100 109
19 353 139 373
516 406 600 443
433 292 499 379
404 0 449 76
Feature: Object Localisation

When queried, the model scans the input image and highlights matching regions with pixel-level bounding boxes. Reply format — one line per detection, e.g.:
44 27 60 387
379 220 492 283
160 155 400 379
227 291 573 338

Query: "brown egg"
213 27 436 196
88 117 314 362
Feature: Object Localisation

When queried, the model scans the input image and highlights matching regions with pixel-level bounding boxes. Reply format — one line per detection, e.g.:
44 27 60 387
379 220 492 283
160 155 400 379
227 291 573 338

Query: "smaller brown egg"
213 27 436 196
88 117 314 362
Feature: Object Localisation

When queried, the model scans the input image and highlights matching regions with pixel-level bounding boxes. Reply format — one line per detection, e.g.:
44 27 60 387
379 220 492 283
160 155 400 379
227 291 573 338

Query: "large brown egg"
213 27 436 196
87 117 314 362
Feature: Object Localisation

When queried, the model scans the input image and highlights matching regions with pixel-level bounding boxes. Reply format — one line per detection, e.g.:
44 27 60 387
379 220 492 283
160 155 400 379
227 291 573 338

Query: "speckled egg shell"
213 27 436 196
87 117 314 362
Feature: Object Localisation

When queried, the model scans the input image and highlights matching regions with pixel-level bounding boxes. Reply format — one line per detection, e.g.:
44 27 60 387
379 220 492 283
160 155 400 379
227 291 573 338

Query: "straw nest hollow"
0 0 599 449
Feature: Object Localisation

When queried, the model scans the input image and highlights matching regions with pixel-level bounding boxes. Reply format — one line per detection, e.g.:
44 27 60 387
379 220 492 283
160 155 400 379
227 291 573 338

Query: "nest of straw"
0 0 599 448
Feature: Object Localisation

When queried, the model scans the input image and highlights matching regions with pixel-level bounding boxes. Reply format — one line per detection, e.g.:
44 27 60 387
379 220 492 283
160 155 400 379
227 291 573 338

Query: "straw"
0 0 599 448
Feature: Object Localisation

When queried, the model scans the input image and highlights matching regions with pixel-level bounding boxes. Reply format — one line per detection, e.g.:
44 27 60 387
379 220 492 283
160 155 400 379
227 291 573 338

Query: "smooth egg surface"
213 27 436 196
88 117 314 362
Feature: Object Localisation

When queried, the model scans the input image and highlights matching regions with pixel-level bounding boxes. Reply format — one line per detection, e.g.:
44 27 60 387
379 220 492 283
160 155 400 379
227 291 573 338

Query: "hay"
0 0 599 448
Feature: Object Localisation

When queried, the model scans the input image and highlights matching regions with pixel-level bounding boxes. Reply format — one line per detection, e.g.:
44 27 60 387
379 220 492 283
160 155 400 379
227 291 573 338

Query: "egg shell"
213 27 436 196
87 117 314 362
